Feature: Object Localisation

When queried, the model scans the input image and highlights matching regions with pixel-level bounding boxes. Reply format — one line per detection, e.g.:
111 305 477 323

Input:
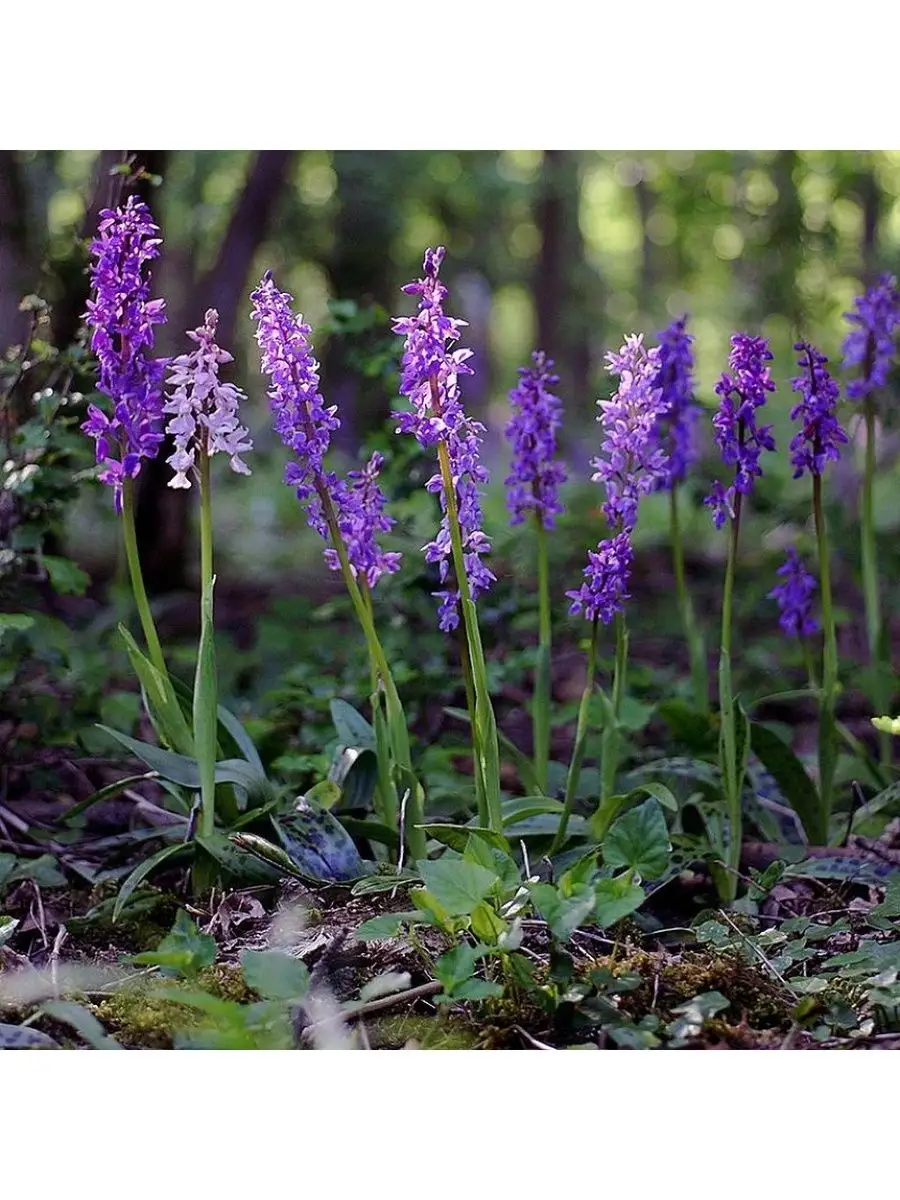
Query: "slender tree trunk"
0 151 31 350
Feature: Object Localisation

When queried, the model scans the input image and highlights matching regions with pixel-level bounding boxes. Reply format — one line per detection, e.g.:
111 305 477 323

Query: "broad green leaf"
43 555 89 596
98 727 272 800
436 978 503 1003
594 878 645 928
500 796 565 827
410 887 453 929
355 911 422 941
5 854 66 888
667 990 730 1041
38 1002 122 1049
241 950 310 1000
305 779 343 810
132 910 217 978
0 613 34 643
417 856 499 917
113 843 190 922
750 721 822 844
469 901 508 944
330 699 376 751
420 823 509 854
433 943 490 991
604 798 671 879
530 883 596 942
276 801 366 881
228 833 310 881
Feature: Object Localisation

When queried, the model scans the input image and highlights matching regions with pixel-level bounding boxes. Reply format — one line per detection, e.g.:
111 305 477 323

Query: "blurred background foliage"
3 148 900 592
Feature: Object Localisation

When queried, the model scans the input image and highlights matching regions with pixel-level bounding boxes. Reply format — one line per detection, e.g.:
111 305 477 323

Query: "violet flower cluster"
324 453 402 589
251 272 398 588
82 196 168 511
568 335 669 624
705 334 777 529
842 275 900 401
163 309 252 488
653 316 701 488
769 547 819 639
788 342 847 479
504 351 567 529
393 247 494 631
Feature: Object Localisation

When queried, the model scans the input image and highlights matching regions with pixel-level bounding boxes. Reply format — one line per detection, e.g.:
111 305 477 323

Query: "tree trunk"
0 151 31 350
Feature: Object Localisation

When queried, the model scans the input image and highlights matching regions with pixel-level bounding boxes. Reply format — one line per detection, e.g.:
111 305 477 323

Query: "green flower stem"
458 620 486 818
314 479 425 861
194 451 218 840
862 397 890 767
718 491 745 902
361 582 399 843
601 611 628 805
670 484 707 713
120 478 168 680
813 472 838 843
533 514 552 793
549 616 598 855
434 438 502 833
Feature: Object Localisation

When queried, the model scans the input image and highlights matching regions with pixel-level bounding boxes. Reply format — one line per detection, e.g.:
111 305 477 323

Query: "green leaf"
750 721 822 844
36 1002 122 1049
198 831 285 885
420 823 509 854
530 883 596 942
216 704 265 774
330 699 376 751
667 990 730 1040
416 856 499 917
658 700 717 752
228 833 311 881
469 901 508 944
0 1022 59 1049
305 779 343 810
276 801 367 881
355 911 422 941
0 915 19 947
98 726 272 801
433 943 490 992
0 613 34 643
329 746 378 810
43 555 89 596
113 843 190 922
339 818 400 852
132 910 217 978
6 854 66 888
604 798 671 879
117 625 193 754
445 706 542 795
436 977 504 1003
62 773 159 824
500 796 565 827
241 950 310 1000
594 878 646 928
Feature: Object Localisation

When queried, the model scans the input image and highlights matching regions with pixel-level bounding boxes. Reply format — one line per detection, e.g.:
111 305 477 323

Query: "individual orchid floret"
788 341 847 479
769 547 819 639
81 195 168 511
567 530 633 625
653 316 701 488
325 453 402 589
163 309 252 489
591 334 669 532
842 275 900 401
393 247 494 631
504 351 567 529
704 333 777 528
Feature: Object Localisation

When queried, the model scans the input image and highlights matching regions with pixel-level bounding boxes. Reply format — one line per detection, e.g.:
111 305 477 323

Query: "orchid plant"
80 196 900 913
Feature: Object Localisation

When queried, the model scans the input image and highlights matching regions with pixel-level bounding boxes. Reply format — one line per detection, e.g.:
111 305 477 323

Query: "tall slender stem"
670 484 707 713
435 437 503 833
120 478 167 679
718 491 744 902
862 397 890 767
533 514 552 792
601 611 628 805
195 451 217 840
550 617 599 855
813 472 838 842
